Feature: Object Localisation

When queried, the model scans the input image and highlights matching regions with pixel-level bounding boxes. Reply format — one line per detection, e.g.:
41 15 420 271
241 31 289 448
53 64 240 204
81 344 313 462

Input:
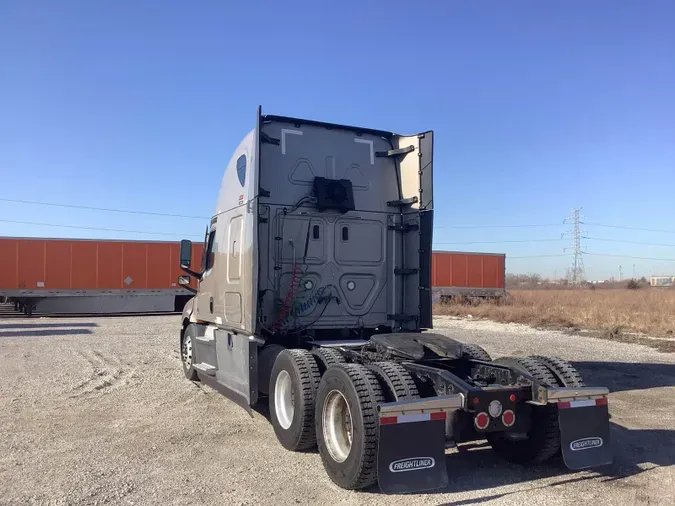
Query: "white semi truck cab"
176 108 612 494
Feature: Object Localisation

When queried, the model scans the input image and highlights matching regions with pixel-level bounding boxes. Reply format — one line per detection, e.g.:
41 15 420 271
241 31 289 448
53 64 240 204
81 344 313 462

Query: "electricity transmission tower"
563 208 586 285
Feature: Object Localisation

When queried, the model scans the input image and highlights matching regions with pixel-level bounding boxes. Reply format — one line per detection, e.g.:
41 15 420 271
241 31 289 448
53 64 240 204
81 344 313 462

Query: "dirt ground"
1 312 674 506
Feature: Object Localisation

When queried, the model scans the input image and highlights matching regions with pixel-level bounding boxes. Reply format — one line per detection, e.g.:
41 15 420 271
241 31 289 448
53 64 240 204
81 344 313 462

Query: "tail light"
502 409 516 427
474 412 490 430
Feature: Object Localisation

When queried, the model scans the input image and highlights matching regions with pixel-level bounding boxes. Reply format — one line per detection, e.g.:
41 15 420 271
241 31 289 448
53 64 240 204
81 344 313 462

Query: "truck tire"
461 343 492 361
368 361 420 402
180 324 200 381
486 356 560 465
258 344 286 396
530 355 585 387
311 347 345 374
270 349 321 451
315 363 384 490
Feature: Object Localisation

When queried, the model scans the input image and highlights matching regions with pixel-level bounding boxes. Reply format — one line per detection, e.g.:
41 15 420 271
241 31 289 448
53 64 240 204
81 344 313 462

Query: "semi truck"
177 108 612 494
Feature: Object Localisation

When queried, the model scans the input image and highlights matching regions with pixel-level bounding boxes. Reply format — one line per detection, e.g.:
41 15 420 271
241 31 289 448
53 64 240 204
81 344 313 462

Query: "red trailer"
0 238 505 314
0 237 204 315
431 250 506 301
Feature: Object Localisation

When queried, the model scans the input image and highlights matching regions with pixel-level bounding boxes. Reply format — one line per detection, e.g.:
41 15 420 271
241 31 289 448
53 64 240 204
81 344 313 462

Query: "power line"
509 254 572 259
0 219 202 238
586 252 675 262
434 238 564 245
585 222 675 235
0 197 209 220
585 237 675 248
434 223 563 229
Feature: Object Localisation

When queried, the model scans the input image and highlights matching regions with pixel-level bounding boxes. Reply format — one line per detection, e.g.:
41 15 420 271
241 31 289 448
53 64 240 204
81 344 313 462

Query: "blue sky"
1 0 674 280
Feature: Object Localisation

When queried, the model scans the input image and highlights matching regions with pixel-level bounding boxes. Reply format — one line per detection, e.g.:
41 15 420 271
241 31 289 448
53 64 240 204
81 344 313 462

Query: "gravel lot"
1 312 674 506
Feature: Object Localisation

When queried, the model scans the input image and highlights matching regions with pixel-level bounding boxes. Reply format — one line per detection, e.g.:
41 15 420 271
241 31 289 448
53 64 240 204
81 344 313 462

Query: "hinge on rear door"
376 145 415 158
260 132 280 145
259 187 271 198
388 223 419 233
394 268 419 275
387 314 418 322
387 196 418 207
258 216 268 224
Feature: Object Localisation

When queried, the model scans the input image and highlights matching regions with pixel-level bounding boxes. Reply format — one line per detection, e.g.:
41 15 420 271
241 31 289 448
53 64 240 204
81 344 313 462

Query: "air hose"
270 263 299 331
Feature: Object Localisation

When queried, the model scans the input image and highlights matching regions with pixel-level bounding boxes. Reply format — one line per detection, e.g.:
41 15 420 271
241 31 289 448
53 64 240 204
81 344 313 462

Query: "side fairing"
205 114 259 334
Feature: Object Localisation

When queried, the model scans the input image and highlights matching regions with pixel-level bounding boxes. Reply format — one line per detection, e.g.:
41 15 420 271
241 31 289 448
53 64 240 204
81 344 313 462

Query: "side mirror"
180 239 192 268
178 275 190 286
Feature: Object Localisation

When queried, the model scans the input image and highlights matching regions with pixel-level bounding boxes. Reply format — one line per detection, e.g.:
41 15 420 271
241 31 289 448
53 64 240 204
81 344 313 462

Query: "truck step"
193 363 217 376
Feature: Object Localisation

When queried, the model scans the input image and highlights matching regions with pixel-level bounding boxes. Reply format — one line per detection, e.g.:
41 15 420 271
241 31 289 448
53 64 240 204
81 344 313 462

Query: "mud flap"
558 399 612 470
377 414 448 494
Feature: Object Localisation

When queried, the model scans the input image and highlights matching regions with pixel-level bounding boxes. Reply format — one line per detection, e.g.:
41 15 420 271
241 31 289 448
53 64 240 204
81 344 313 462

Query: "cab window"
204 230 217 271
236 155 246 186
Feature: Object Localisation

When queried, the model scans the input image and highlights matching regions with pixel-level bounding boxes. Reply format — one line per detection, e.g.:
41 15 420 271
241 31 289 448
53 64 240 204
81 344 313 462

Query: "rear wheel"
461 343 492 361
311 347 346 374
270 349 320 451
316 363 384 490
368 362 420 402
531 355 585 387
487 356 560 465
181 324 199 381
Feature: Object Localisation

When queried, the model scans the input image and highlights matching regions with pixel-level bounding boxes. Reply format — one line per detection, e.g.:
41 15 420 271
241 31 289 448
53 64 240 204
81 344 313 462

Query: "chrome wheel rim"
182 335 193 369
322 390 353 463
275 370 294 430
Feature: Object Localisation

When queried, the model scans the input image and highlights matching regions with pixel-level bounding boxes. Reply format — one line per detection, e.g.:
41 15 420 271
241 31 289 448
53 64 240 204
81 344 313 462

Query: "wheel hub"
182 335 193 369
322 390 353 463
275 370 295 430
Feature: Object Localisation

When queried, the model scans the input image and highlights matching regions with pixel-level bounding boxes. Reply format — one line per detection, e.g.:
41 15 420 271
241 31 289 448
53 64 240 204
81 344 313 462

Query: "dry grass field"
435 289 675 345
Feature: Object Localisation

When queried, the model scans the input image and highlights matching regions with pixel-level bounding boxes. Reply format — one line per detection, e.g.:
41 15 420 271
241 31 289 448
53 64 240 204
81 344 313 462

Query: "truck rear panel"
256 114 434 335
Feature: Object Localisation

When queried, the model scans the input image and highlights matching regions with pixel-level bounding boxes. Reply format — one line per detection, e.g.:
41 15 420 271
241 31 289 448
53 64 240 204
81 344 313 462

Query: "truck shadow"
0 322 98 330
432 423 674 505
572 361 675 393
0 328 94 338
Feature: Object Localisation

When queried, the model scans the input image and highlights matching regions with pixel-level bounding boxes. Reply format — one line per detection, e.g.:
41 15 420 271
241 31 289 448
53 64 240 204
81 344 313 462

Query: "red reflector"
509 394 517 402
596 397 608 406
430 412 447 421
474 412 490 430
502 409 515 427
472 397 480 405
380 416 397 425
558 401 571 409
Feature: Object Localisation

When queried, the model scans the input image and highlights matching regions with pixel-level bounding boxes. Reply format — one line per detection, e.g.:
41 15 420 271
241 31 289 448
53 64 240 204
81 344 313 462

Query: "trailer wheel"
180 324 199 381
316 363 384 490
461 343 492 361
487 357 560 465
311 347 345 374
270 349 321 451
530 355 585 387
368 362 420 402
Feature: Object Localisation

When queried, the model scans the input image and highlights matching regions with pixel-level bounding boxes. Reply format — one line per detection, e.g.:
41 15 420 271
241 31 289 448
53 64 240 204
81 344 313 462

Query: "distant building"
649 276 675 287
